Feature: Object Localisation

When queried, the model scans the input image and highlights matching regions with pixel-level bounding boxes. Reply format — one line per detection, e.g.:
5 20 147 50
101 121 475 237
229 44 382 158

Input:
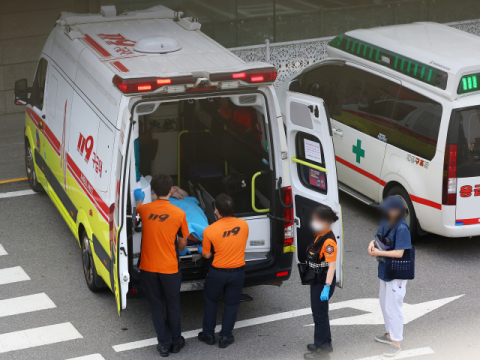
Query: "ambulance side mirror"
14 79 30 106
288 79 301 92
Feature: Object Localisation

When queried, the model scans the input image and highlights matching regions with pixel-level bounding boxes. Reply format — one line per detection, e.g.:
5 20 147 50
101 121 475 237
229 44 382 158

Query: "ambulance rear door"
112 106 131 313
285 92 344 287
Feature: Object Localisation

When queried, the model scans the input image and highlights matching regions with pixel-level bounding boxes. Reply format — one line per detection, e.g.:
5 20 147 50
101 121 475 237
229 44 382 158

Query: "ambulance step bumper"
338 182 376 206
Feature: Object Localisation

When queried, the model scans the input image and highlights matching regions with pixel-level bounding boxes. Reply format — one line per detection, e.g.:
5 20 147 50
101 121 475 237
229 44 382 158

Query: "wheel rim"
396 195 411 227
82 235 94 285
25 145 36 186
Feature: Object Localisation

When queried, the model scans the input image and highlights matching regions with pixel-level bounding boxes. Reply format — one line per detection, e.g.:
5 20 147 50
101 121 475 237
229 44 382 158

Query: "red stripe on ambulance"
335 155 387 186
336 155 441 210
111 61 129 72
67 154 109 221
83 34 112 57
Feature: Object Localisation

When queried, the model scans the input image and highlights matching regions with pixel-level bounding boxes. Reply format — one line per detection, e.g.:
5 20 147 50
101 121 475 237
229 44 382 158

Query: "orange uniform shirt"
137 200 189 274
203 217 249 269
314 228 337 263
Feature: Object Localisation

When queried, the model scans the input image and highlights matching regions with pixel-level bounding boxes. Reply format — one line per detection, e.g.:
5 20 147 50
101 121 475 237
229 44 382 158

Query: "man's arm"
202 252 212 259
202 232 212 259
178 236 187 252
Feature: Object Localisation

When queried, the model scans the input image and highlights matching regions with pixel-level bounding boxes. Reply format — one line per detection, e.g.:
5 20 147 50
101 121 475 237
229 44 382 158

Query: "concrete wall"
0 0 100 116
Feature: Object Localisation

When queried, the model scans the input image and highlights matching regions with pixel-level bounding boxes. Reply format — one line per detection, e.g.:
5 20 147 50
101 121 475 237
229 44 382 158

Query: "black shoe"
198 332 216 345
219 335 235 349
170 336 185 353
304 351 330 359
157 344 170 357
307 344 319 351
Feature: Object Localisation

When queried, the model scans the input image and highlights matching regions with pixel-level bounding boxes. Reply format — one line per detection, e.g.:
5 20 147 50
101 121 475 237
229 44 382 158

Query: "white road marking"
0 293 56 318
0 266 30 285
354 346 434 360
113 307 312 352
0 322 82 353
66 354 105 360
0 244 7 256
0 189 36 199
114 295 463 352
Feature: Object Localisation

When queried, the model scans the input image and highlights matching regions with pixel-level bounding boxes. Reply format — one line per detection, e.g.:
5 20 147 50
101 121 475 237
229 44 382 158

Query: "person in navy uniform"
368 196 412 358
303 205 339 360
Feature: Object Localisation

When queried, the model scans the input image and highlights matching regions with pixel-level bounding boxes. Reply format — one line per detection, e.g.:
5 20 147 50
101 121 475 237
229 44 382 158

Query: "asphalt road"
1 113 479 360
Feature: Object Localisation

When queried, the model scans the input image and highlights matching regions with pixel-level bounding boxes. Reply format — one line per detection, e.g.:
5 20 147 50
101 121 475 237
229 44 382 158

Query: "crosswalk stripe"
0 322 83 353
0 244 7 256
0 189 37 199
0 293 56 318
0 266 30 285
66 354 105 360
354 347 435 360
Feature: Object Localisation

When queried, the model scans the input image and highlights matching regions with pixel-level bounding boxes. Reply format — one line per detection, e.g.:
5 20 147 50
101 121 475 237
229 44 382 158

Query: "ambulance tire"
25 141 44 192
81 231 107 292
386 186 419 241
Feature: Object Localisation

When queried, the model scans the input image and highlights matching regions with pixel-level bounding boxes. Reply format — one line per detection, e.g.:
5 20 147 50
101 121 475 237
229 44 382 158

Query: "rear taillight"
442 143 457 205
283 186 294 246
113 75 193 94
210 68 277 84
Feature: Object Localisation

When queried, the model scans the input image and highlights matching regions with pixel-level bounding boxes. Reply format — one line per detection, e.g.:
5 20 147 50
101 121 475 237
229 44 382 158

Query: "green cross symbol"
352 139 365 164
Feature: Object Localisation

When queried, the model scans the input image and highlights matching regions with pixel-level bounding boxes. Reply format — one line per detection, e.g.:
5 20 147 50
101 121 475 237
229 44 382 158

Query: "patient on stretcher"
152 185 209 252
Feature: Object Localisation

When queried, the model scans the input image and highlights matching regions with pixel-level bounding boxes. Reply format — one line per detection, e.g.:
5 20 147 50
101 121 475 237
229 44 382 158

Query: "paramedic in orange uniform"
134 173 189 358
304 205 339 360
198 194 249 349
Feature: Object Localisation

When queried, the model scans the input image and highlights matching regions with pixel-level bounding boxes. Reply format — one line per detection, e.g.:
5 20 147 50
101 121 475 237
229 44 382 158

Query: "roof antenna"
174 11 180 22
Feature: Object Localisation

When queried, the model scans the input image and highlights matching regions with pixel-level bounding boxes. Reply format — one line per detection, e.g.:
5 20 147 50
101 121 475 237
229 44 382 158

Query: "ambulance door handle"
41 114 46 119
332 128 343 138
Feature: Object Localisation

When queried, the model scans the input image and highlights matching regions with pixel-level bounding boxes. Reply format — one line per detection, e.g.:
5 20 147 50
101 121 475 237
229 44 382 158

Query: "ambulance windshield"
453 106 480 178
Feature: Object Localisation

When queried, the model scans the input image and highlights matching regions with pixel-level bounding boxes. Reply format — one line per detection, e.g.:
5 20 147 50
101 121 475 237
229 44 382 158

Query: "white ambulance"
280 22 480 239
14 6 343 313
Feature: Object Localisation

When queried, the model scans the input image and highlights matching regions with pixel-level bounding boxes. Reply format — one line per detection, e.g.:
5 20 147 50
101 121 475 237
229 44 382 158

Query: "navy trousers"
310 280 336 349
202 267 245 337
141 270 182 347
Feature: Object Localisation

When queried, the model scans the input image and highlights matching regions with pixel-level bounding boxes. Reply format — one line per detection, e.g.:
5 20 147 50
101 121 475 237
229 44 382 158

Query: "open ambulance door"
285 92 344 288
112 108 131 313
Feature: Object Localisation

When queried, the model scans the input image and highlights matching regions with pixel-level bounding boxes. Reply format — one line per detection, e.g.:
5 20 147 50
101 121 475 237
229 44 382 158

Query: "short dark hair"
311 204 339 224
151 173 173 197
215 193 234 217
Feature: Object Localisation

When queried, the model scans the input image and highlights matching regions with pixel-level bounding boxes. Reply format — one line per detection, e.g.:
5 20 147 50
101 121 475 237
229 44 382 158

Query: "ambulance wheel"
386 186 419 241
81 232 106 292
25 141 44 192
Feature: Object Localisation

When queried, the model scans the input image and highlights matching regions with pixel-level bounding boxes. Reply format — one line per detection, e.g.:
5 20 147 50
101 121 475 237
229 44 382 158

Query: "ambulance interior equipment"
128 94 273 282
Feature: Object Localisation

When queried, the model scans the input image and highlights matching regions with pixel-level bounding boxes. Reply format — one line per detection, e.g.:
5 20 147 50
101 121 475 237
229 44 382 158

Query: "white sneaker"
375 333 392 345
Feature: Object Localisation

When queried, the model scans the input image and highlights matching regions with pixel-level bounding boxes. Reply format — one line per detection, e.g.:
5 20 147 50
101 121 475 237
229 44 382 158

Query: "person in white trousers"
368 196 412 357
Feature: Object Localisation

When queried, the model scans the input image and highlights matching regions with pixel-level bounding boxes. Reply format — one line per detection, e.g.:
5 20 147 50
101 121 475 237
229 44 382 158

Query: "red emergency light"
113 75 194 94
210 68 277 84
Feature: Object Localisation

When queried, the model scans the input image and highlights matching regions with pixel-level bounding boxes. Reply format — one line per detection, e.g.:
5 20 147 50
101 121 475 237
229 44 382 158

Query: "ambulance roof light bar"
210 67 277 84
328 35 448 90
113 75 194 94
458 73 480 95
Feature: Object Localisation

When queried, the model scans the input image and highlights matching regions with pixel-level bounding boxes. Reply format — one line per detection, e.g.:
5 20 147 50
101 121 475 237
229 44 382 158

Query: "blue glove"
134 189 145 202
320 285 330 301
196 244 203 254
179 248 191 256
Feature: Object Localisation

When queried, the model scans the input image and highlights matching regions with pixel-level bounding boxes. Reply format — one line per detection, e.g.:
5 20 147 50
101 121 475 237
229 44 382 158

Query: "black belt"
212 266 244 273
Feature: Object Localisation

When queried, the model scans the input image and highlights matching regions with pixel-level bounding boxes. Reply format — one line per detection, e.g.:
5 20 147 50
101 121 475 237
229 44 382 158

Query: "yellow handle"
252 172 270 213
291 156 328 174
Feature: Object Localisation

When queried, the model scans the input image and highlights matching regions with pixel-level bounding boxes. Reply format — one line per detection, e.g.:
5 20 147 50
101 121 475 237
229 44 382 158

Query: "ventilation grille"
239 95 256 104
136 104 156 114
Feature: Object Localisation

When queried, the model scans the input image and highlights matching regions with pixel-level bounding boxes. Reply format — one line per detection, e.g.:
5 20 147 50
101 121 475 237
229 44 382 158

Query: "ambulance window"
452 106 480 178
295 132 327 194
301 65 344 117
336 68 398 138
31 58 48 111
390 87 442 160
